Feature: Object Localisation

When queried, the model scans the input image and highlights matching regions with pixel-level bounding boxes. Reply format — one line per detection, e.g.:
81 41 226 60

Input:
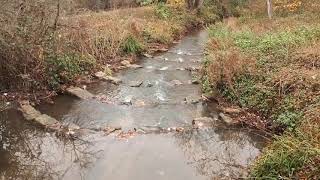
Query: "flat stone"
184 96 202 104
19 101 42 121
66 87 94 100
95 71 122 84
191 79 200 84
219 113 237 125
120 60 131 66
19 101 60 127
143 53 153 58
94 71 106 78
129 81 143 87
35 114 59 126
158 48 169 52
120 95 133 105
136 126 165 134
103 76 122 84
127 64 143 69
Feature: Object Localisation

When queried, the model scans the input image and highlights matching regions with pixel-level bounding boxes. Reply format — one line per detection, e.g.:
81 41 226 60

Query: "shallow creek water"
0 31 266 180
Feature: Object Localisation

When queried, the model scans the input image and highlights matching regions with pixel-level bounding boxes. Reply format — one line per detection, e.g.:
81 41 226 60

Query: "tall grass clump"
122 35 143 54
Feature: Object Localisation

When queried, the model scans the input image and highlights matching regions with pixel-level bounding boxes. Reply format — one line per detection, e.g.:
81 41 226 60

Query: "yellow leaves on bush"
167 0 185 5
274 0 302 12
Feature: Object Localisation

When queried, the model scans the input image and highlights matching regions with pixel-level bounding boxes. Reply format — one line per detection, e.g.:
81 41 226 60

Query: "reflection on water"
175 127 265 178
1 108 266 180
0 109 101 180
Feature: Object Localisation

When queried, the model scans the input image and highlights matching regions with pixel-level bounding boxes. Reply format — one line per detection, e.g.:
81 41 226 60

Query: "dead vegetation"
202 0 320 178
0 1 220 103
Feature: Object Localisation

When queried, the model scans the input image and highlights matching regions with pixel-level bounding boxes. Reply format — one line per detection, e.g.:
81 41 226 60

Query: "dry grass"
0 2 219 101
58 5 207 66
205 38 255 90
203 1 320 178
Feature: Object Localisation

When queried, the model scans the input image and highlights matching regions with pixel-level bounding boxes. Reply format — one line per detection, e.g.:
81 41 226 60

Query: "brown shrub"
205 38 255 90
0 0 60 91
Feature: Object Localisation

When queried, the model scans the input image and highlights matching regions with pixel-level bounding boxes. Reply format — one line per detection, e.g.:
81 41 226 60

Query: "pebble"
129 81 143 87
159 67 168 71
170 80 183 86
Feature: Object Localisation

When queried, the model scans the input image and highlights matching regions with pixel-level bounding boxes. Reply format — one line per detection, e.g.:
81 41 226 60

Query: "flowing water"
0 30 266 180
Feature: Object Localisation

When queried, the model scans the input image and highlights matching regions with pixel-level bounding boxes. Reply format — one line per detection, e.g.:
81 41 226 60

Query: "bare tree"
194 0 203 9
186 0 203 9
267 0 273 19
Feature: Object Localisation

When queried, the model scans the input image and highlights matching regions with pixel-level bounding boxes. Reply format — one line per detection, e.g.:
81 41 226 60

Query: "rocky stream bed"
0 30 266 180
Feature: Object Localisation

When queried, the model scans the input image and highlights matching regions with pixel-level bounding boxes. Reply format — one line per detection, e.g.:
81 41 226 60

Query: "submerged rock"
143 53 153 58
135 126 166 134
66 87 94 100
192 117 215 128
219 113 237 125
186 66 200 71
133 99 146 107
146 82 153 87
159 67 169 71
103 126 122 135
95 94 112 104
184 96 202 104
178 57 184 63
120 95 133 105
170 80 183 86
66 123 81 131
129 81 143 87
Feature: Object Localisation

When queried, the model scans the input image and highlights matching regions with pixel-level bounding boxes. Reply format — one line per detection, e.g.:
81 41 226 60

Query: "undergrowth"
0 2 220 100
203 1 320 178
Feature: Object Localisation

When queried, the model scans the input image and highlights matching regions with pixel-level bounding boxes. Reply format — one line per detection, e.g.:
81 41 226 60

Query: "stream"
0 30 266 180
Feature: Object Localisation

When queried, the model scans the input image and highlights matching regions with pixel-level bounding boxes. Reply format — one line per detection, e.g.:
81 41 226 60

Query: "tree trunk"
267 0 273 19
194 0 203 9
186 0 194 9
